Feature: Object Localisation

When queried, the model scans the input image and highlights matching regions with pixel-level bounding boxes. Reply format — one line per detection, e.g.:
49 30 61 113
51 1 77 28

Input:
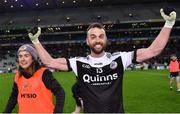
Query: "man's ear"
86 37 89 46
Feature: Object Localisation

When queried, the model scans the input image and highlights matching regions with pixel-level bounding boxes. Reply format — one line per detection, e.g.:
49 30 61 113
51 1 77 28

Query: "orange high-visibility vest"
15 67 54 113
169 60 180 72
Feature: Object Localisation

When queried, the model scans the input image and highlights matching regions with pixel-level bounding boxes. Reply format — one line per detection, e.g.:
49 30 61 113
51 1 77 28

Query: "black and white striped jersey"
68 51 136 113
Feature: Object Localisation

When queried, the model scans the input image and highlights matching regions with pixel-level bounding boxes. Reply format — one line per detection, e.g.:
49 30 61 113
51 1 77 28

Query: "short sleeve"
68 57 78 76
120 51 135 69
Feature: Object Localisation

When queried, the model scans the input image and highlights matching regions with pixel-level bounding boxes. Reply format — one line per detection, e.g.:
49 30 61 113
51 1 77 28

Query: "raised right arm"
28 28 69 71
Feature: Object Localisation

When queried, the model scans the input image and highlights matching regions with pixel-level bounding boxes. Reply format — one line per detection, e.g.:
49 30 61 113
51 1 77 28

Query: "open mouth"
95 44 101 48
94 44 102 49
20 62 28 66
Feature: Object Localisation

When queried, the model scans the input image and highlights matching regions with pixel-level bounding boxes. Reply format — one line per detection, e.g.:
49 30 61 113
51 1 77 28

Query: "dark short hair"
87 23 105 32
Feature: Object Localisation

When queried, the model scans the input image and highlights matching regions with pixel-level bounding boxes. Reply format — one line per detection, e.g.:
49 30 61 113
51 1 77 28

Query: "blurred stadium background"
0 0 180 113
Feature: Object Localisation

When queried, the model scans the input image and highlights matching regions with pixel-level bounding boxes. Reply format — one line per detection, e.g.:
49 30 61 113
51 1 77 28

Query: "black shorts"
170 72 179 78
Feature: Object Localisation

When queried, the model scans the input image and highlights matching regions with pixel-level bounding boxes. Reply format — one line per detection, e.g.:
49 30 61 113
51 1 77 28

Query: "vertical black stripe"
132 50 138 63
66 58 72 71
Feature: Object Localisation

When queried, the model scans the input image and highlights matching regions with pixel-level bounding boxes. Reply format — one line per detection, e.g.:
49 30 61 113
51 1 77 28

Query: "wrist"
32 39 40 44
164 20 175 28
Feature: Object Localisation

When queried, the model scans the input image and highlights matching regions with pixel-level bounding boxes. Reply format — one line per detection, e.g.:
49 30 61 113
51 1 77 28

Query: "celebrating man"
28 9 176 113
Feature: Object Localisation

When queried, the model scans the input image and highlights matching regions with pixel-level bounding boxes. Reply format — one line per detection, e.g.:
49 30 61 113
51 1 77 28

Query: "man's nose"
96 37 101 42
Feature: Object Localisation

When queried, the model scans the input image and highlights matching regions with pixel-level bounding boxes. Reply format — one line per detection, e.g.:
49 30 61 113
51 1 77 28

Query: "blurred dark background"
0 0 180 72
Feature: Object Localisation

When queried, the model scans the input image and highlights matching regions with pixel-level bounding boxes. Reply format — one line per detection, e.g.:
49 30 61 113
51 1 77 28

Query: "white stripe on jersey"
69 51 134 76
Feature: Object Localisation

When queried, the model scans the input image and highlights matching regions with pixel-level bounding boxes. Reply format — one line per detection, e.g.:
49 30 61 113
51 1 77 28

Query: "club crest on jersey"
22 82 31 91
110 61 118 69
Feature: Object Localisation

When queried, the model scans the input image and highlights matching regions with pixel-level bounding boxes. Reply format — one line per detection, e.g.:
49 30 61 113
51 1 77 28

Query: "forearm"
33 43 69 70
28 27 69 70
3 83 18 113
137 27 171 62
148 27 171 56
136 8 176 62
4 99 17 113
28 27 54 67
42 70 65 113
54 88 65 113
33 43 53 67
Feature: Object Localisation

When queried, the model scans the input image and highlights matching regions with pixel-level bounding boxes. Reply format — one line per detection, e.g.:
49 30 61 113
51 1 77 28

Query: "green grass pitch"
0 70 180 113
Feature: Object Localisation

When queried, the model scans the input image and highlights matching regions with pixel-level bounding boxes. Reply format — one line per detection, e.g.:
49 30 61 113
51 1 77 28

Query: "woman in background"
4 44 65 113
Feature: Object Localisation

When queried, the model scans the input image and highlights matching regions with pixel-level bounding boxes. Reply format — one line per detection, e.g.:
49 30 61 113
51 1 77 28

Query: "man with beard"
28 9 176 113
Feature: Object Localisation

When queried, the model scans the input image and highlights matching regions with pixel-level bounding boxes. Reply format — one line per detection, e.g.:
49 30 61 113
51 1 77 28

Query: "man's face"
18 51 33 69
86 27 107 54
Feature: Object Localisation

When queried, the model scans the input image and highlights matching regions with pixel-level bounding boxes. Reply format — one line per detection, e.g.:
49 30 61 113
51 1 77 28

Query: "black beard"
90 44 106 54
91 48 104 54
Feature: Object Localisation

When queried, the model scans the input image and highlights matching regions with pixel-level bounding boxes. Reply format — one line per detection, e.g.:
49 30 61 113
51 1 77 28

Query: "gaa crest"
110 61 118 69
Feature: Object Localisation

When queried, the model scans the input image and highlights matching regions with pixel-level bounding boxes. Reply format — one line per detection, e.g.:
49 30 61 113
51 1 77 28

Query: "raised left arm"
136 8 176 62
